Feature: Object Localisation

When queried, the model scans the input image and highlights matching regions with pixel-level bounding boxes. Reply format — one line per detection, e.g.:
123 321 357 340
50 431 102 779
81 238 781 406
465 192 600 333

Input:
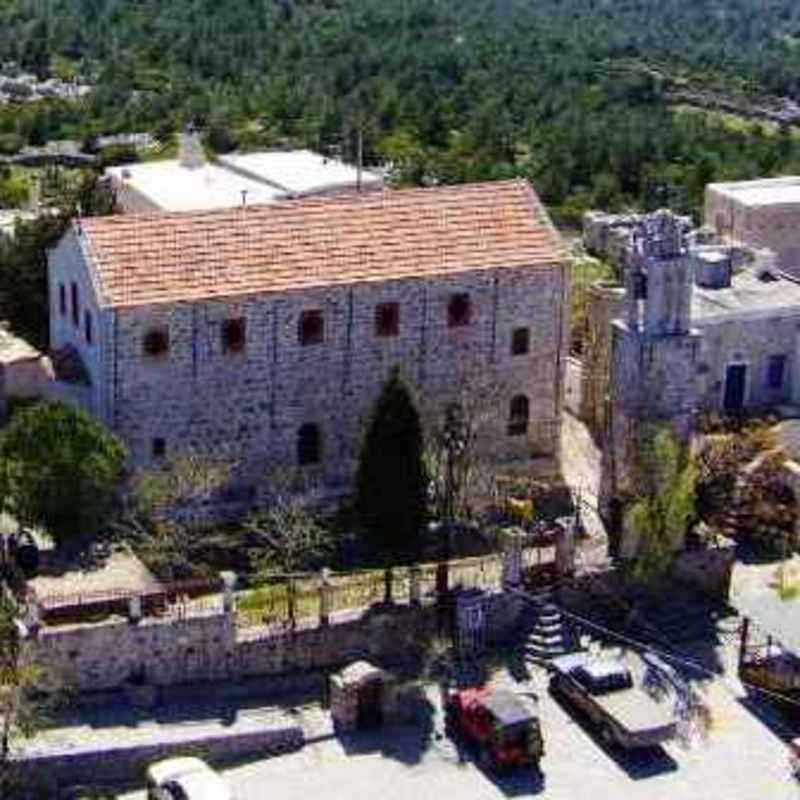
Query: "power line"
512 587 800 717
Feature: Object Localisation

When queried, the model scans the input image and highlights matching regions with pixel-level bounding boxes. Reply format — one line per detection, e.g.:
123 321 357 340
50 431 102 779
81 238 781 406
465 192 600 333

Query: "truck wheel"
599 723 615 747
478 747 495 772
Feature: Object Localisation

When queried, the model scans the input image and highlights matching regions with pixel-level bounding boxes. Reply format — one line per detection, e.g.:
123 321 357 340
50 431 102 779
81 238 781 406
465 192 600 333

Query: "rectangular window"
448 293 472 328
143 328 170 357
299 310 324 346
767 354 787 390
375 302 399 337
151 437 166 458
222 317 246 354
59 284 66 316
511 327 530 356
70 282 79 327
84 311 93 345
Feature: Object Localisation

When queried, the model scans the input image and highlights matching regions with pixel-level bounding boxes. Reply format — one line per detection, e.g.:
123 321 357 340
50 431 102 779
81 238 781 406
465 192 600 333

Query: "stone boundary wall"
27 603 437 693
28 592 529 694
11 721 303 791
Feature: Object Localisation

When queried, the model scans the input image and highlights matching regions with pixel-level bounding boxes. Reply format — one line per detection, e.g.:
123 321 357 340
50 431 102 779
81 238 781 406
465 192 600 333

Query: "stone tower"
600 211 701 555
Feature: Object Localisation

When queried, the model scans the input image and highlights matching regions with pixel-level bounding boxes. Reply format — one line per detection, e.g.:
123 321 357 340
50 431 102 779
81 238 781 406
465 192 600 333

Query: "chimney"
179 127 206 170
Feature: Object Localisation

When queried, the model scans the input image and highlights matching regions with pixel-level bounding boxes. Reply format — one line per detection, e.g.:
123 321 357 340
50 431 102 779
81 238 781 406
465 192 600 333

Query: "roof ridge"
76 180 564 308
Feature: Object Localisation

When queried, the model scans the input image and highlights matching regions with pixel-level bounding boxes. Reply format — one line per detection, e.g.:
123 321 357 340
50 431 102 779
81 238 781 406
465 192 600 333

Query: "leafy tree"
356 369 428 551
0 402 126 546
0 170 114 349
624 426 696 583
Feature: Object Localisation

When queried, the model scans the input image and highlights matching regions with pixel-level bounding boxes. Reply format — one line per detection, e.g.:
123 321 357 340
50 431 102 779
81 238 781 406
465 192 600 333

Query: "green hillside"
3 0 800 219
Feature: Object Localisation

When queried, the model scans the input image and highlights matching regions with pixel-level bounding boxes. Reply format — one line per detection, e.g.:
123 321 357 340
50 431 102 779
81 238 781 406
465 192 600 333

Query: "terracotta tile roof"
77 179 567 308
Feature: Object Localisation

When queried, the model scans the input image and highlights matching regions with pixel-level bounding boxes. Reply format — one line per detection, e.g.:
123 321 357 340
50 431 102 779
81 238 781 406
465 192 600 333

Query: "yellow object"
506 497 534 524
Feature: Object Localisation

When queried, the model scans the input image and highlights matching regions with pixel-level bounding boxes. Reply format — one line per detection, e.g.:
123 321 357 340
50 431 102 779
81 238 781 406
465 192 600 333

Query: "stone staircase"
522 592 575 665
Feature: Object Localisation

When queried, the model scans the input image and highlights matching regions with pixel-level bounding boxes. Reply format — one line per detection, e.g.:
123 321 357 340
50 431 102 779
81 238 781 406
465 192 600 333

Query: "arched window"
297 423 321 465
508 395 529 436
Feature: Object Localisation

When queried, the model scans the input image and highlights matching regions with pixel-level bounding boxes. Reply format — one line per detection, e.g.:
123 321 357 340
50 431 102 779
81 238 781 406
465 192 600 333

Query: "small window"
84 310 93 345
633 272 648 301
297 423 321 465
511 327 530 356
222 317 246 354
299 310 324 346
59 283 66 316
151 437 166 458
143 328 170 357
448 293 472 328
70 282 79 327
508 395 530 436
375 302 399 338
767 354 787 390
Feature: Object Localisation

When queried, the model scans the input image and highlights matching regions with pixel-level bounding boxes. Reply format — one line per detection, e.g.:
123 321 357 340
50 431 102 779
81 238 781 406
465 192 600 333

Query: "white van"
146 757 233 800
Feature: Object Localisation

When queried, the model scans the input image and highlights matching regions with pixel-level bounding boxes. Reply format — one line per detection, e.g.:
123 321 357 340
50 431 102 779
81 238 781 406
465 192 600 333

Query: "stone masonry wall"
694 313 800 411
47 226 113 421
28 604 438 693
108 263 568 485
27 592 530 695
579 282 624 439
705 185 800 276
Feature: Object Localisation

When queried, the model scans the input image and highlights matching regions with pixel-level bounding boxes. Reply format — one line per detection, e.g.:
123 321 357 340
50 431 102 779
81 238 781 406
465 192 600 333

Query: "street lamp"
436 405 467 627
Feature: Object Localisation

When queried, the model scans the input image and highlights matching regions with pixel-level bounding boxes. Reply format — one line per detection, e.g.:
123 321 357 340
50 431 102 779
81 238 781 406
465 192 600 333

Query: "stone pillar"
24 596 40 638
220 570 238 614
128 594 142 624
555 517 577 578
409 565 422 606
319 568 332 627
501 528 524 589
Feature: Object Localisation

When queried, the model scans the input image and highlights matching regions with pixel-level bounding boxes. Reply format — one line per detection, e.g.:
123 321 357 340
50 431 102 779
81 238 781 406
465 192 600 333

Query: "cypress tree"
356 370 428 551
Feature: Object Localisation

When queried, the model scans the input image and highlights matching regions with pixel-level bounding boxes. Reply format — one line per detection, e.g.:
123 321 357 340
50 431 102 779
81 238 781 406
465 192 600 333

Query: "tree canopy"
1 2 800 220
356 370 428 551
0 401 126 545
623 426 696 583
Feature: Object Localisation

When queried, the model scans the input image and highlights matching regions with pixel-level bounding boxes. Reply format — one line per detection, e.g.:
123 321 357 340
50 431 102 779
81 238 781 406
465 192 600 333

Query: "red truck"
445 686 544 771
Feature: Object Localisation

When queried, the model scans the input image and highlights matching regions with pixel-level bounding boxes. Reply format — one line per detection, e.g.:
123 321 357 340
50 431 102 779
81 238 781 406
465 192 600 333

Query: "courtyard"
115 657 798 800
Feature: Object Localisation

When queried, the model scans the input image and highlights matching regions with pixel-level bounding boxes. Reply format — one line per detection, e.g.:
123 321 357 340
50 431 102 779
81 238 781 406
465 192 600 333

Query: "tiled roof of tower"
77 179 567 308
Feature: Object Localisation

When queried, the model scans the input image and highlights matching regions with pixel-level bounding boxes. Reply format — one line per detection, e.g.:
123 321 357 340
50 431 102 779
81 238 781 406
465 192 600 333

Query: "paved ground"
116 662 798 800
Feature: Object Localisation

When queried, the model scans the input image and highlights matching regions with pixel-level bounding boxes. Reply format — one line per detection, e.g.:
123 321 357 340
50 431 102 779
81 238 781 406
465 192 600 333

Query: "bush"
0 134 24 156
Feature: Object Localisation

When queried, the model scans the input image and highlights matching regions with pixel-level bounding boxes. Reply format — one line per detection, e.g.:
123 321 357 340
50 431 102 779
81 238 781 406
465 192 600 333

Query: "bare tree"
244 470 333 577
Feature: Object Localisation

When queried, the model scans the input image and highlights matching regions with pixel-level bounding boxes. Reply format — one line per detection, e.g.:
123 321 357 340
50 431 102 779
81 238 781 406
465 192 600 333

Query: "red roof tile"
77 179 567 308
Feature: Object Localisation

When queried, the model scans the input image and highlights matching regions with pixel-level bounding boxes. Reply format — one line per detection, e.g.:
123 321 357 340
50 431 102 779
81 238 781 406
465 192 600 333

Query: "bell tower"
600 211 702 553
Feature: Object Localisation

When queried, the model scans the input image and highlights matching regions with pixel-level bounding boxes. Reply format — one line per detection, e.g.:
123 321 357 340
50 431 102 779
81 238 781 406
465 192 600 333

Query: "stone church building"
47 180 570 496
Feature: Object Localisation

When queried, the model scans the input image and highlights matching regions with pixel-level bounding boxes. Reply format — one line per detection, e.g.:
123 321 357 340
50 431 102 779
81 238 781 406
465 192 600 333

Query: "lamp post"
436 406 467 631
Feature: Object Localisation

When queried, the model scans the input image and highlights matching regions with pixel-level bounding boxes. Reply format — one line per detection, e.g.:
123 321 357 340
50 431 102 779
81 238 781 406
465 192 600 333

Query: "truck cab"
446 687 544 771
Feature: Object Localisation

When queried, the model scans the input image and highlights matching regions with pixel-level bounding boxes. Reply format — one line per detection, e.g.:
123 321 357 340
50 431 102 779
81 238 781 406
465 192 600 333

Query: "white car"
146 757 233 800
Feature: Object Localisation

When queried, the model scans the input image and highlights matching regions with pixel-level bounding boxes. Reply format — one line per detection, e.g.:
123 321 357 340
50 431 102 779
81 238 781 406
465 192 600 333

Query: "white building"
106 133 384 214
705 176 800 277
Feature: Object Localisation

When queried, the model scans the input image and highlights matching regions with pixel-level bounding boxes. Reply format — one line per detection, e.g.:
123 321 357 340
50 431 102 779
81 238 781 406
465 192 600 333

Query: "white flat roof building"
105 134 384 213
218 149 383 197
705 176 800 278
106 160 284 213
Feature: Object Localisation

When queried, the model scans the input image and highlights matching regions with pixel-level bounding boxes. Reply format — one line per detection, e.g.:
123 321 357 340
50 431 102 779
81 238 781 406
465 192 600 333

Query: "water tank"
694 249 732 289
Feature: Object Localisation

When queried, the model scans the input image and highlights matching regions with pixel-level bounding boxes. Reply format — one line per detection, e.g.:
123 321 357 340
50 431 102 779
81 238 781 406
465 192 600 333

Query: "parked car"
445 686 544 771
550 652 676 749
146 757 233 800
790 738 800 780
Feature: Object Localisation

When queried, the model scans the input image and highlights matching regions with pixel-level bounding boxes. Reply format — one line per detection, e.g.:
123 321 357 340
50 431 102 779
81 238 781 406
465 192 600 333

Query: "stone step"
533 619 563 631
525 633 568 648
